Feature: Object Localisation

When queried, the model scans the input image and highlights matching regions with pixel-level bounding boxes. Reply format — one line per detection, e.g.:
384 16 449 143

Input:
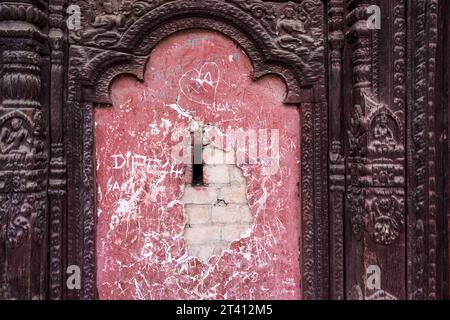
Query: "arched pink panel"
95 30 301 300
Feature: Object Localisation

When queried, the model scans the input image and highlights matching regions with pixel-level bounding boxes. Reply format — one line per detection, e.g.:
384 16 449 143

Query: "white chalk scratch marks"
96 31 302 300
165 102 192 119
179 62 220 106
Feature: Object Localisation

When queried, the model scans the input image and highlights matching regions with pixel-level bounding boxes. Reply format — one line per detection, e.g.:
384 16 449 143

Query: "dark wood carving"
446 0 450 300
343 0 407 300
406 0 448 300
66 0 329 300
330 0 448 300
0 0 49 299
0 0 449 300
48 0 67 300
328 0 345 300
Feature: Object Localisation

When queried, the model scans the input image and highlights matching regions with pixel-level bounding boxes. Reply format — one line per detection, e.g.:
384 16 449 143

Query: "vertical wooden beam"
433 0 449 299
328 0 345 299
406 0 447 300
48 0 67 300
0 0 49 300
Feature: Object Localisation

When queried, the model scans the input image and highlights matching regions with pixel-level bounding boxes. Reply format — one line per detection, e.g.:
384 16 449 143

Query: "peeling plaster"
95 30 301 300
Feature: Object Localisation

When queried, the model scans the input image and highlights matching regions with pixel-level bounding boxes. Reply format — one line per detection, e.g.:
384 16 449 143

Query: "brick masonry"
181 141 254 262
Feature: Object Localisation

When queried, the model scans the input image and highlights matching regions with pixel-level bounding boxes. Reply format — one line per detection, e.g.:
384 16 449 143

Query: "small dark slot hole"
192 163 204 186
192 130 204 186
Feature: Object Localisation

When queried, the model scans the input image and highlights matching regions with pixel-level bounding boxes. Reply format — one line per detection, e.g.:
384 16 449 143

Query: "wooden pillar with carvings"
0 0 49 299
344 0 407 299
328 0 345 300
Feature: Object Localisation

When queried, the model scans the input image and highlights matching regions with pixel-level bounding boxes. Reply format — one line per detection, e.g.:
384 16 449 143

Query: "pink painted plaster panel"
95 30 301 300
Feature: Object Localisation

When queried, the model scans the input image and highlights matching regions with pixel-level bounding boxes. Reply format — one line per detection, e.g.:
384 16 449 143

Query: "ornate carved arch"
70 1 326 104
65 0 329 300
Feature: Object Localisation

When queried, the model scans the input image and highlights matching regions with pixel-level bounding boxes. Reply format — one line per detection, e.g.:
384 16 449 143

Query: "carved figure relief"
69 0 325 86
0 0 445 301
276 4 315 55
372 114 395 152
347 93 405 246
2 193 46 249
0 118 32 155
347 104 368 157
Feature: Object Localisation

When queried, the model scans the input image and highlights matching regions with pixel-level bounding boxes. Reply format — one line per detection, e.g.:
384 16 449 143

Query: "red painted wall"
95 30 301 300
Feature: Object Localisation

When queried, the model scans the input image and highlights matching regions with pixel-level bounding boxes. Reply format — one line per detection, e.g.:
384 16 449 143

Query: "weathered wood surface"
0 0 447 300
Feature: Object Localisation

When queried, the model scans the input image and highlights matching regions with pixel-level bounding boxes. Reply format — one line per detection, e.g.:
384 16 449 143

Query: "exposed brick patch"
181 131 254 262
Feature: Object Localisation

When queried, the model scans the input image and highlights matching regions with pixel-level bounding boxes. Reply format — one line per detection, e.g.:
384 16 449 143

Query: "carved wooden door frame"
64 0 330 300
1 0 448 300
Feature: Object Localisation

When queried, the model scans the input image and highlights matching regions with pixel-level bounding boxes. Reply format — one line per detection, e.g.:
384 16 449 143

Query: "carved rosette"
0 0 49 300
347 96 405 246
